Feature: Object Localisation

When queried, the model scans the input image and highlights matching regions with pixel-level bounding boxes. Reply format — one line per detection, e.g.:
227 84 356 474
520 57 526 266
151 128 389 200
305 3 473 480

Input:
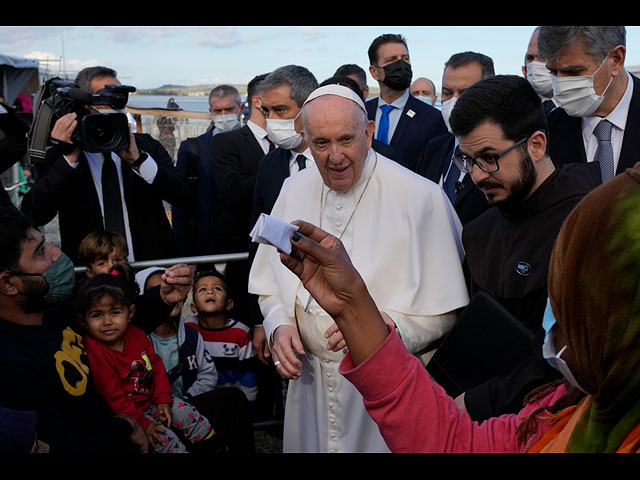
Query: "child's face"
193 276 232 314
83 295 134 349
86 248 127 278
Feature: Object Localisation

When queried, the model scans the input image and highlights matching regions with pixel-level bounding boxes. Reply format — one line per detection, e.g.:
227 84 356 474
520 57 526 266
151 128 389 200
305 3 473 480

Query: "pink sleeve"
340 329 560 453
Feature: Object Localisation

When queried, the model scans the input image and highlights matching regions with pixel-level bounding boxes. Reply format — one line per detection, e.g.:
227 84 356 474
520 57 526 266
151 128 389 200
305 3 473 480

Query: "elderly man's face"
303 96 375 192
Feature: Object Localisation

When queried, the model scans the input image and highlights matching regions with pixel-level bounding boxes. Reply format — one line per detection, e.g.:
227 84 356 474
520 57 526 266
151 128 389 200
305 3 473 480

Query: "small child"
184 269 258 405
78 230 129 278
135 267 218 400
75 263 214 453
136 267 256 453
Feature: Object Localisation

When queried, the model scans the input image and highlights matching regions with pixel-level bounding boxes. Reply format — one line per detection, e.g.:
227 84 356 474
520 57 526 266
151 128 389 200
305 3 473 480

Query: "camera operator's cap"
303 84 367 114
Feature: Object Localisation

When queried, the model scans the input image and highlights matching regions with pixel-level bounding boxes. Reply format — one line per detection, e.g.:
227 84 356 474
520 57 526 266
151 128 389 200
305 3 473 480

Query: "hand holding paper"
250 213 299 254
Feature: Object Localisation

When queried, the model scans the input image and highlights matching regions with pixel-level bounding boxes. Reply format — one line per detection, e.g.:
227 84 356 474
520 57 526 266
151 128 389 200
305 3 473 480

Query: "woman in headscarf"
277 163 640 453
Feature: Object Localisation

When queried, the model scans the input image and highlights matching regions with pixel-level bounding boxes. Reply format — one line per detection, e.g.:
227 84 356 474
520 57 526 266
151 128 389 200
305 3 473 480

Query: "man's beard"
476 149 537 208
17 275 49 313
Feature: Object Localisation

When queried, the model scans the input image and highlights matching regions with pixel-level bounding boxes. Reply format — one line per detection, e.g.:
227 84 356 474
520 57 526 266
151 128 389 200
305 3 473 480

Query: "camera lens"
80 113 130 152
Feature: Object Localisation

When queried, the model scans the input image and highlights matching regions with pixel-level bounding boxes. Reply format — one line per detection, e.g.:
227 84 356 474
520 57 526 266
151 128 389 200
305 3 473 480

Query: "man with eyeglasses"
443 75 601 422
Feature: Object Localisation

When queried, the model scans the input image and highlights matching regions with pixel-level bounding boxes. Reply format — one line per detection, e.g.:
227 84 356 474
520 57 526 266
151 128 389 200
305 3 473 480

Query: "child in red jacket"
76 263 214 453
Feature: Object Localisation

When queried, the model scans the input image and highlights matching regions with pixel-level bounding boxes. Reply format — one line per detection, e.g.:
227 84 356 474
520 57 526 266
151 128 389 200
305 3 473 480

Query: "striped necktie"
593 119 615 183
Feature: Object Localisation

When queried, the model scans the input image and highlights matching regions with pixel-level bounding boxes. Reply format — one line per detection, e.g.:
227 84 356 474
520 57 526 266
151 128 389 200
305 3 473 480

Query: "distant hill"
135 84 248 96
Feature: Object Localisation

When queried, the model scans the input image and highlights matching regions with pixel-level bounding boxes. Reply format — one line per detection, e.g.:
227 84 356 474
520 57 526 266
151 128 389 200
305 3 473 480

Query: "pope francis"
248 84 469 453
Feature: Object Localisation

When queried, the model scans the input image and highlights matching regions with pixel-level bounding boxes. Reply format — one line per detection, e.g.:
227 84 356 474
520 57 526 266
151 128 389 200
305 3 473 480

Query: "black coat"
21 133 189 264
211 125 265 254
547 73 640 176
366 93 448 171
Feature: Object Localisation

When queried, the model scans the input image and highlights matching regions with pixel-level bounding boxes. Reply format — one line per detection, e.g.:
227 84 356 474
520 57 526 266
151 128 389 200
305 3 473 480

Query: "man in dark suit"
366 33 447 171
209 74 270 327
250 65 318 229
211 74 270 256
416 52 495 225
521 27 558 116
21 66 189 265
538 26 639 182
249 65 318 359
172 84 245 257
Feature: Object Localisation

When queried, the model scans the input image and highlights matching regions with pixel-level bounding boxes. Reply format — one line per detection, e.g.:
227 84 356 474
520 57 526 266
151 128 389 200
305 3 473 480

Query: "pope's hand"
271 324 304 379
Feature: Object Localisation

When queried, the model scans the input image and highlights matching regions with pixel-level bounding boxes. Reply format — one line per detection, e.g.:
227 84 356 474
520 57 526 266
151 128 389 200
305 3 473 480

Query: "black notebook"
426 291 536 398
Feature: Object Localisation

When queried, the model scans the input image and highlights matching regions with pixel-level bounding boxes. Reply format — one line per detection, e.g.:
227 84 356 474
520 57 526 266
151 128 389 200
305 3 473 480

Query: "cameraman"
21 66 190 264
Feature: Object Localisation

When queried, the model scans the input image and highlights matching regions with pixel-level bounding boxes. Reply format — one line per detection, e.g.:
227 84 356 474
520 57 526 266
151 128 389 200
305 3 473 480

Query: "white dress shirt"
372 89 410 142
582 70 634 173
66 151 159 262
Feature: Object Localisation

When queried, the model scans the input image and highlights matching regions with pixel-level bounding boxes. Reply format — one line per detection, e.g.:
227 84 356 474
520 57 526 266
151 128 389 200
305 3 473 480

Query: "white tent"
0 53 39 105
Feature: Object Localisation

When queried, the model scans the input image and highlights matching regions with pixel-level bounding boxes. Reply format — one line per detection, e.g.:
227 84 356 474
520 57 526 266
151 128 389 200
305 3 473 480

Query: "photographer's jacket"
21 133 189 264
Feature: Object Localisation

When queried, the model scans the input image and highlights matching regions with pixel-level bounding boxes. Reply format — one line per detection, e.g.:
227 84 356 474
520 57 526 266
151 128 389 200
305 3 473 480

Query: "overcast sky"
3 26 640 90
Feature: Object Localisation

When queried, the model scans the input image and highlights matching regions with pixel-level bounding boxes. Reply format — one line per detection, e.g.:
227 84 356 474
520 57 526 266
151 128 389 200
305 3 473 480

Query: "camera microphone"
58 87 94 104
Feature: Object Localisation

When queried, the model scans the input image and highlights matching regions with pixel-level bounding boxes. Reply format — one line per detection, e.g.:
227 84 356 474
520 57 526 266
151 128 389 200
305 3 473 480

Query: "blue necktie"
377 104 395 145
593 119 614 183
443 155 461 204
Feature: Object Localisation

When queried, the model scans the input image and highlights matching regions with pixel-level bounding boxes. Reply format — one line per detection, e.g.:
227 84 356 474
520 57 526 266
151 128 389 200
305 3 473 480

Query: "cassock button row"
336 221 342 228
328 387 334 392
327 371 332 377
336 204 343 210
329 402 335 409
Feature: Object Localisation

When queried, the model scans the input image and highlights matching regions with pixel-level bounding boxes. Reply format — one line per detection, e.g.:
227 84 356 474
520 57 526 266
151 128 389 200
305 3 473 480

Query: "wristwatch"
131 151 148 168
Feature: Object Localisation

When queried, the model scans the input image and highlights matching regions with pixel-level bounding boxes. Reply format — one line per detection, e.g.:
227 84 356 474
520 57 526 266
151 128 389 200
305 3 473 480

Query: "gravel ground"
254 430 283 453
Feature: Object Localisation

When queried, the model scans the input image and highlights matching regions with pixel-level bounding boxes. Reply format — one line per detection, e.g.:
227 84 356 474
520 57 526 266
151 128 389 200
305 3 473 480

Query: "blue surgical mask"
541 299 588 393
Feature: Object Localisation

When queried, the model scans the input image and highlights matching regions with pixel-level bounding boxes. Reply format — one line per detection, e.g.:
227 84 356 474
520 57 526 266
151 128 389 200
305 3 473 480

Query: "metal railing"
73 252 249 274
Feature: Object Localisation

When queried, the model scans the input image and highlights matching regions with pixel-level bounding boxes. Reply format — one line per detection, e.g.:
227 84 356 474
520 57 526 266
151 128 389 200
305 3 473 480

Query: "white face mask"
213 113 240 132
440 96 458 134
416 95 434 105
266 111 302 150
552 56 614 117
541 300 589 393
526 61 554 96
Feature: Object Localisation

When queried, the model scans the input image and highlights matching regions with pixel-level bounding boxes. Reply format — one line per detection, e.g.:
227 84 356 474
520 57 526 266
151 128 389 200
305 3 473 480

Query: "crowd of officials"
1 26 640 454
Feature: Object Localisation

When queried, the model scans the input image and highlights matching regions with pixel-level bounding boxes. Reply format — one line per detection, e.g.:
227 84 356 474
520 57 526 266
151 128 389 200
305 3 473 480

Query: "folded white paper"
250 213 299 254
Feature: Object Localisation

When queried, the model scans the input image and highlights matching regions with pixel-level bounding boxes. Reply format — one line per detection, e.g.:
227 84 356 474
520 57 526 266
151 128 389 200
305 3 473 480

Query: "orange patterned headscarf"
543 162 640 453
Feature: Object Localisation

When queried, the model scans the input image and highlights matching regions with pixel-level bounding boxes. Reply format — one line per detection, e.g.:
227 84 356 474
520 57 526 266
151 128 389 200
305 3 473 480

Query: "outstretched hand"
160 264 194 306
279 220 390 366
279 221 363 320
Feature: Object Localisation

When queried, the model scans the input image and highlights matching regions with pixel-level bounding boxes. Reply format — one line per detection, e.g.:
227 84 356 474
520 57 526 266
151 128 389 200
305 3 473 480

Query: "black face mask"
381 59 413 91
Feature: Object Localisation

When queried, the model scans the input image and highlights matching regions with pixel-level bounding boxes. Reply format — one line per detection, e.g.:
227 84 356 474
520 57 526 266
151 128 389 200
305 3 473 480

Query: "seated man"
0 206 193 453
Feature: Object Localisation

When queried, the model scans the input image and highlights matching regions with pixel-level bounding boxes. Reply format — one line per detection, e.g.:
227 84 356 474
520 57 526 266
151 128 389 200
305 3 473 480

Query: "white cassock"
248 149 469 453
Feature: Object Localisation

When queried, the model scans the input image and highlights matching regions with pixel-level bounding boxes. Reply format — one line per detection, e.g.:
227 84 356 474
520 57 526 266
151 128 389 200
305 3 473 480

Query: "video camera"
28 77 136 166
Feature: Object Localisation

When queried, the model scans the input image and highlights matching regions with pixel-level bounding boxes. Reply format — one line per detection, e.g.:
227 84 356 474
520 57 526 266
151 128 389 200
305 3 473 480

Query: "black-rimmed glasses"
452 135 531 174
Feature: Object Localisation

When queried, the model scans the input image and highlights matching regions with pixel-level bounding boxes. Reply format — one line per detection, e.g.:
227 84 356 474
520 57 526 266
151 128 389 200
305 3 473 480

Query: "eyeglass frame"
452 129 545 174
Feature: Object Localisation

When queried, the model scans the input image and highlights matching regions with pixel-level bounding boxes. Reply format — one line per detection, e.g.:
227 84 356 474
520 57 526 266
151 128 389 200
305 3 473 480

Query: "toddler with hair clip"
75 263 214 453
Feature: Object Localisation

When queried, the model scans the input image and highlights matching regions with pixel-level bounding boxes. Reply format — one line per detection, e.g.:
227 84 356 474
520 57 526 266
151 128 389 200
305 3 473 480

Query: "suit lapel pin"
406 109 416 118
